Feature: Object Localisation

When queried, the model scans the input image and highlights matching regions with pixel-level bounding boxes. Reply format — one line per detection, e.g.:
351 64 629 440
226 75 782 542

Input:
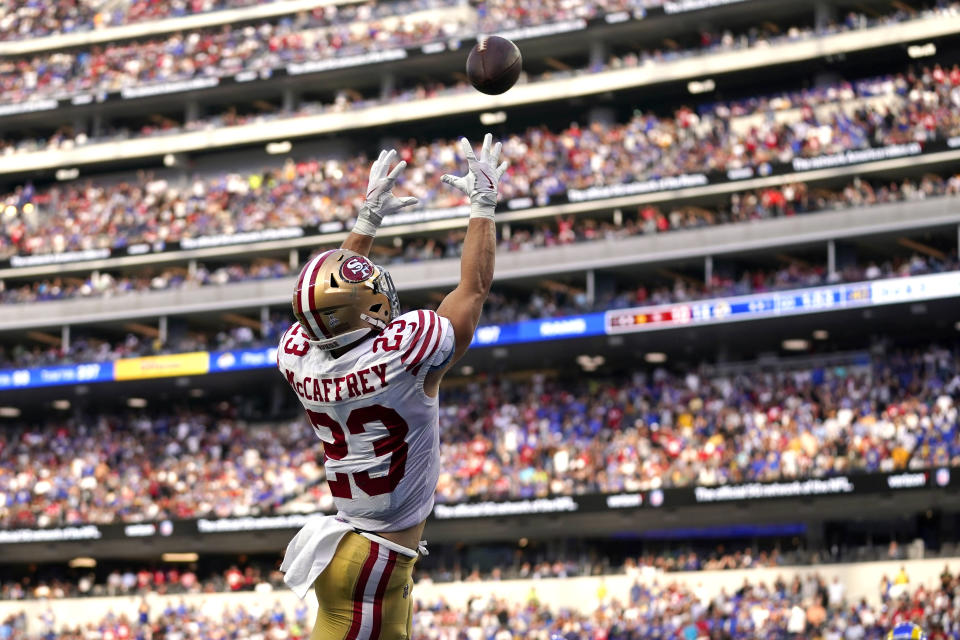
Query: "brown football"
466 36 522 95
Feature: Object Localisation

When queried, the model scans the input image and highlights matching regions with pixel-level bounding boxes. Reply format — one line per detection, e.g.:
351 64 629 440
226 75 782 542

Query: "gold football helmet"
292 249 400 350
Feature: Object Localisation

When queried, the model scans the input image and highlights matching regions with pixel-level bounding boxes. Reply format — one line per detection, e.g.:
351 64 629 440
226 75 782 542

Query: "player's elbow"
476 269 494 297
469 261 495 297
462 284 490 310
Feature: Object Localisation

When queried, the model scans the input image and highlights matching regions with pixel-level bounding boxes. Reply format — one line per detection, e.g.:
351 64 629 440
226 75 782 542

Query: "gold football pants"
310 532 417 640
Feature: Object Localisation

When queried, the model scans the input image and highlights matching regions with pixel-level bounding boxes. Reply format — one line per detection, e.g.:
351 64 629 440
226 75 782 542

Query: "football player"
278 134 507 640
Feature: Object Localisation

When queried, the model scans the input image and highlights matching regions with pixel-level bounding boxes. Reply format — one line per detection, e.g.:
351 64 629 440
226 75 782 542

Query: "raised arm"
341 149 418 256
428 134 508 387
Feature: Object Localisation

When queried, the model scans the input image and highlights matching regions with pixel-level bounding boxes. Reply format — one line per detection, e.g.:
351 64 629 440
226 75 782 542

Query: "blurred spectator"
1 171 958 312
0 343 958 527
0 0 285 41
4 59 960 259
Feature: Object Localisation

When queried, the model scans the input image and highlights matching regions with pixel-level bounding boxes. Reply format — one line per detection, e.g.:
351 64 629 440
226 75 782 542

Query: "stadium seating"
1 344 955 527
2 64 958 261
2 560 959 637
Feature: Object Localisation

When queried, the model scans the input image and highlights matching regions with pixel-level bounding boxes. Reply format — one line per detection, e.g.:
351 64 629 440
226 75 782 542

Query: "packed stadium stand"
3 0 960 638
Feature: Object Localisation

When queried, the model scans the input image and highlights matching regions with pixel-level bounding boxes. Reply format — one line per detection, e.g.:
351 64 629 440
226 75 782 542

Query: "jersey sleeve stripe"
426 317 445 361
407 311 439 368
410 313 443 368
400 310 427 363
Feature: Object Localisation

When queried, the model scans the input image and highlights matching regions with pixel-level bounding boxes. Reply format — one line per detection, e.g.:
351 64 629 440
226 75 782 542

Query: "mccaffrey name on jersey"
277 309 455 533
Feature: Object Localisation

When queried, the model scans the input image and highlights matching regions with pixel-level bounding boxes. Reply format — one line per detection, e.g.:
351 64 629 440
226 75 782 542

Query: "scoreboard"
605 271 960 334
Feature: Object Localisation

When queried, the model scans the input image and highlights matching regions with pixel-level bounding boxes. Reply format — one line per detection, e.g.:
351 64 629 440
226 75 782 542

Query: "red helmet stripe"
296 251 333 340
294 258 311 336
305 250 336 338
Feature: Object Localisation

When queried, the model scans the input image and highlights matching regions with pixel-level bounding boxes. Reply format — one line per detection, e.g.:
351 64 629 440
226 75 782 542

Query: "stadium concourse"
3 0 960 639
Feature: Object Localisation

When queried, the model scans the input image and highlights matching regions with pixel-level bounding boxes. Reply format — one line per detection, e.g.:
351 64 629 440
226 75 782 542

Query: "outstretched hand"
441 133 508 218
354 149 419 237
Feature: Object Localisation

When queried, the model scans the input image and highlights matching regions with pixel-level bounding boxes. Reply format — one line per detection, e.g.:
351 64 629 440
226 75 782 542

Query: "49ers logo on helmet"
340 256 374 283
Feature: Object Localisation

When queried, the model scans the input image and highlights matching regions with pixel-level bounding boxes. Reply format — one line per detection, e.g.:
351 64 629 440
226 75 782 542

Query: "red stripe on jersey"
409 312 439 367
401 310 427 363
345 541 380 640
369 550 398 640
424 318 444 361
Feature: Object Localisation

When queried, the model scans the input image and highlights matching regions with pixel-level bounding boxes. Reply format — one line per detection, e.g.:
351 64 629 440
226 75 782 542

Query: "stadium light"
0 407 20 417
812 330 829 340
52 399 71 410
460 365 475 376
69 557 97 568
907 43 936 59
782 339 810 351
163 153 177 167
162 553 199 563
955 321 960 331
687 79 716 94
55 168 79 181
644 352 667 363
127 397 148 408
266 140 292 155
480 111 507 125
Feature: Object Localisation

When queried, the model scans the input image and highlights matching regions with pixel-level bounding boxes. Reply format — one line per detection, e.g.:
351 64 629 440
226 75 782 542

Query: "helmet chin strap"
313 328 373 352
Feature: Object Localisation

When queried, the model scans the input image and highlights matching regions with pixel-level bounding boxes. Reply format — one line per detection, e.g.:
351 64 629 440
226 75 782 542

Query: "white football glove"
441 133 509 220
353 149 419 237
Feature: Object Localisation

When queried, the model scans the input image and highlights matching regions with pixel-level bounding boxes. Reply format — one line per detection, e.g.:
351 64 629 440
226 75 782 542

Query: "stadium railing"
1 195 956 331
0 266 956 388
4 136 960 278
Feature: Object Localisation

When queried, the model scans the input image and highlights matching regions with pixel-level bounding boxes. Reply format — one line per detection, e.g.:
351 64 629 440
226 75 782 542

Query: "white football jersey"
277 309 455 532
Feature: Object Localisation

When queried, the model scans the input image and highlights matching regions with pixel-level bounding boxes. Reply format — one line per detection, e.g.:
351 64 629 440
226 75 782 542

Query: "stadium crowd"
0 259 294 305
4 58 960 259
0 0 675 42
0 0 286 40
0 542 792 600
409 572 957 639
1 562 287 600
2 570 960 638
431 344 960 501
0 4 941 157
1 169 957 309
0 537 926 602
0 0 654 106
1 248 955 370
0 410 325 528
1 343 957 526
